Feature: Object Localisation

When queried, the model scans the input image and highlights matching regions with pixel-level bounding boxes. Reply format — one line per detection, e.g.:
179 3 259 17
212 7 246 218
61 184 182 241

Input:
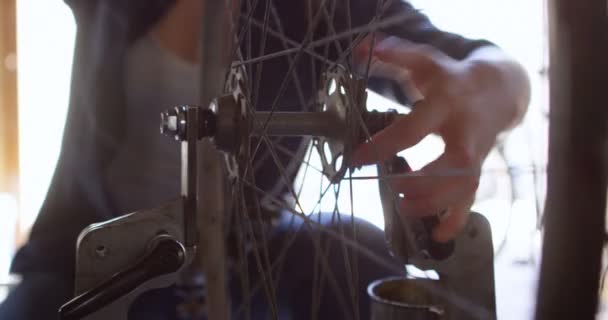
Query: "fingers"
432 195 475 243
391 153 480 196
353 33 386 64
355 35 444 90
373 37 445 85
354 35 423 101
350 34 479 243
351 102 445 166
354 36 447 89
350 35 451 167
394 154 478 216
393 153 479 242
398 177 476 217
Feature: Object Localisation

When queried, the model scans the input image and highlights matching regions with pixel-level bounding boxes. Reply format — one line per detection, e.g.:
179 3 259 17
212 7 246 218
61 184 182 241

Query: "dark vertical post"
535 0 608 318
198 1 234 319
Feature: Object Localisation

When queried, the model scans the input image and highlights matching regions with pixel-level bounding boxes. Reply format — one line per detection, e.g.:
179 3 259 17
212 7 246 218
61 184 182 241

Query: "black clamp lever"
59 236 186 320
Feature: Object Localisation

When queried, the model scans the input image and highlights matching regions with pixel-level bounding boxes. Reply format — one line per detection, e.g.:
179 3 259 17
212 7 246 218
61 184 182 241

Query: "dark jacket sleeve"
351 0 494 60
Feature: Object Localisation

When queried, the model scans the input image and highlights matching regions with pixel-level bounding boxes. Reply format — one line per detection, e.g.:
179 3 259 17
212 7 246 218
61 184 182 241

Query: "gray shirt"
105 34 199 213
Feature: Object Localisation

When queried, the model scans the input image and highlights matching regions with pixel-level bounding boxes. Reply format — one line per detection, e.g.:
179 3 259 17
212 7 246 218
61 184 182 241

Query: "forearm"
464 46 531 131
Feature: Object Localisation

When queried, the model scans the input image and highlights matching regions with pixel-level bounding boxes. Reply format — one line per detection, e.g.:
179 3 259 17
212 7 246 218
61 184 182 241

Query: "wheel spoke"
247 0 331 165
240 178 404 274
233 8 416 68
220 2 428 319
251 0 272 105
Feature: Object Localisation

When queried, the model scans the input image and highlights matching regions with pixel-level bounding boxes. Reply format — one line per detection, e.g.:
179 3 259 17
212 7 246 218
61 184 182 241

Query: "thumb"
351 102 443 166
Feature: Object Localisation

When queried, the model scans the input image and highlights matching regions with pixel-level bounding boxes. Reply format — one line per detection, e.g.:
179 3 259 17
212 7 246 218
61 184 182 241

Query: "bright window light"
16 1 75 233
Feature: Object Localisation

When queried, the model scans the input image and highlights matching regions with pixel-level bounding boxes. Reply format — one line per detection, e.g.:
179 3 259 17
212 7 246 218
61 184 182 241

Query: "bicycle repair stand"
58 68 496 320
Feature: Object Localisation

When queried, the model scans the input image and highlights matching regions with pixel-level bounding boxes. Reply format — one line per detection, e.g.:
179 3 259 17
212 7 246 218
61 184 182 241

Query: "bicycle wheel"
196 1 498 319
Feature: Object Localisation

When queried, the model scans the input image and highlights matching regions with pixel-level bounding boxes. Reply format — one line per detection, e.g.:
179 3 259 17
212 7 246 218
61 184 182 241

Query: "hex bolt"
160 110 179 138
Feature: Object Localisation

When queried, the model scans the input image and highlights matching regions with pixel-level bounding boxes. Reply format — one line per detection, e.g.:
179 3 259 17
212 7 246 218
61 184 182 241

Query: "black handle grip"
59 237 185 320
392 156 455 261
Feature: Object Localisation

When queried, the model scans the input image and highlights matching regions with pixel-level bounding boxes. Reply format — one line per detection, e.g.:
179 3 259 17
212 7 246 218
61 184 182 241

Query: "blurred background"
0 0 548 318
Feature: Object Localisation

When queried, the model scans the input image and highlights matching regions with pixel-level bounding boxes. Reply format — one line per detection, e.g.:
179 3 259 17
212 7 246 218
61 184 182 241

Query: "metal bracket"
410 213 496 320
65 200 190 320
377 156 496 319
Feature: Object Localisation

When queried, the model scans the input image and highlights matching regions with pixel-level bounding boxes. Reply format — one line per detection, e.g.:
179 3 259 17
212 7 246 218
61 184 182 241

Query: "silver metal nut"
160 111 178 136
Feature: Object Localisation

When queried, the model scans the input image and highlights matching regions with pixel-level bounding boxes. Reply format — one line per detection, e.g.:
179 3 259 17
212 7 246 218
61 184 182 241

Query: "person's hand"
351 36 529 243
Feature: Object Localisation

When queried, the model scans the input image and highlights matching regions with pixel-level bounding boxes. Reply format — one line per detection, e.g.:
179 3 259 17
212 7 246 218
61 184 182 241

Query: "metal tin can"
368 277 446 320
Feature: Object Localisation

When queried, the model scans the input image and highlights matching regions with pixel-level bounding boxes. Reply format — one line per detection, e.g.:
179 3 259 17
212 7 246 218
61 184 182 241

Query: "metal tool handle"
59 237 185 320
